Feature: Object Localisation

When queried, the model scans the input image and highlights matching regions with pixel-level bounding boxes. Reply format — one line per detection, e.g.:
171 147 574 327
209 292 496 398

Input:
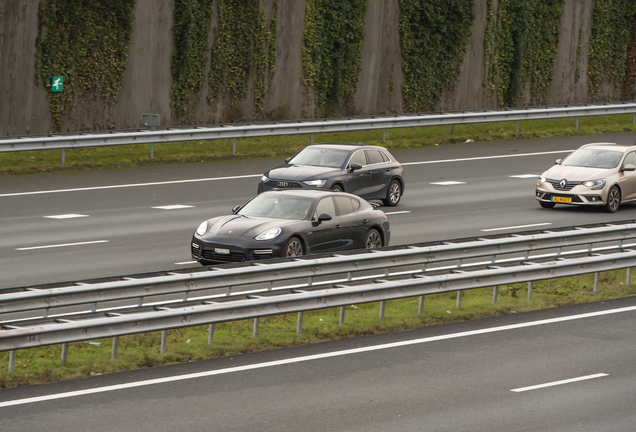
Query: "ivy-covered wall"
3 0 636 136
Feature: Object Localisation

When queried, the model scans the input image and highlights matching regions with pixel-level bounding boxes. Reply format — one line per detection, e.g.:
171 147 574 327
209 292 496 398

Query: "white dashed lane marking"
481 223 552 232
510 174 540 179
510 373 608 393
430 181 466 186
385 211 411 215
44 214 89 219
16 240 110 251
152 205 195 210
176 261 197 265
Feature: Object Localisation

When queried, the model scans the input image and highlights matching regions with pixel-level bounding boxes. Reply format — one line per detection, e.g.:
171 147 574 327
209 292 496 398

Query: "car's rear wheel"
365 229 382 249
540 201 555 209
285 237 304 257
382 180 401 206
605 186 621 213
331 184 343 192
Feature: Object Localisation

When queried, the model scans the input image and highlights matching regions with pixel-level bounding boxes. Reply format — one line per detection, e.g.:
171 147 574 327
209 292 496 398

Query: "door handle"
335 224 342 229
362 219 369 224
384 168 391 172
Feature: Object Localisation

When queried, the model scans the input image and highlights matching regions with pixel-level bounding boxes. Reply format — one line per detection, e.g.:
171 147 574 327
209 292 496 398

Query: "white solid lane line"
0 149 574 198
152 205 194 210
175 261 197 265
401 149 573 166
43 214 89 219
1 305 634 409
385 211 411 215
15 240 109 251
430 181 466 186
481 223 552 232
509 174 540 178
510 373 609 393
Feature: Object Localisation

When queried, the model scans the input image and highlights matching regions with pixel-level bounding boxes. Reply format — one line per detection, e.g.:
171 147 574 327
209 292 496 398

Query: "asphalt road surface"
1 296 635 431
1 132 636 291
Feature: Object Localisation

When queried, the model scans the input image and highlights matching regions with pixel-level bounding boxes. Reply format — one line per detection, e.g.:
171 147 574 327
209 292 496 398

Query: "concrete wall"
0 0 632 137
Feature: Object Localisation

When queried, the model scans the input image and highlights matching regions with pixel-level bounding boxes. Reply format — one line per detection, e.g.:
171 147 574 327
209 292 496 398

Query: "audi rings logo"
277 181 289 187
559 179 567 189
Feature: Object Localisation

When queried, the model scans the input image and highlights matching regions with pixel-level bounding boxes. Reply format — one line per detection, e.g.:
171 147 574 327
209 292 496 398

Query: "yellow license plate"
552 196 572 203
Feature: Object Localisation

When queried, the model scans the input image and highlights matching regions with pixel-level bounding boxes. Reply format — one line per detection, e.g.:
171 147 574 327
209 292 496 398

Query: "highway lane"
2 132 636 288
1 297 635 431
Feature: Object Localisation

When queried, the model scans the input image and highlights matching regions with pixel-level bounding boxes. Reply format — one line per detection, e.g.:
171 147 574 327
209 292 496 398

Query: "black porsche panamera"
191 189 390 265
257 143 405 206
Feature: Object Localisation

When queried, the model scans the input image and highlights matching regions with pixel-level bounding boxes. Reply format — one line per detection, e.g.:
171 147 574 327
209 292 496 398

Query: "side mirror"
349 163 362 172
231 205 241 214
313 213 332 225
554 159 562 165
285 157 291 164
623 164 636 172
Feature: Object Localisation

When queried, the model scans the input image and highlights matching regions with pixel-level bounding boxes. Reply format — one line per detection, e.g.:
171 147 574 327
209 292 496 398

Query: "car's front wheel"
331 184 343 192
605 186 621 213
365 229 382 249
540 201 555 209
383 180 402 206
285 237 304 257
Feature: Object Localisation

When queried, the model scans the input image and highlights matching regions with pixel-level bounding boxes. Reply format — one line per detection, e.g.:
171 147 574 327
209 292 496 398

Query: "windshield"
237 195 313 220
288 147 349 168
562 148 622 169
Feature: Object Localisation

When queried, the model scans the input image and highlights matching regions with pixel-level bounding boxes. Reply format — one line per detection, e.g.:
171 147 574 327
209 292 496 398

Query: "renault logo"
277 181 288 187
559 179 567 189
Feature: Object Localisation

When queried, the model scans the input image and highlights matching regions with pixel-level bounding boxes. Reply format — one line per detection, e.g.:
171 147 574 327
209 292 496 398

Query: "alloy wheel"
286 238 304 257
366 230 382 249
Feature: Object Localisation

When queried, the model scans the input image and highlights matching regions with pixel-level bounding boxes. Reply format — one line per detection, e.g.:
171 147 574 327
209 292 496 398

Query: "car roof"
308 142 388 151
580 142 636 152
259 189 359 200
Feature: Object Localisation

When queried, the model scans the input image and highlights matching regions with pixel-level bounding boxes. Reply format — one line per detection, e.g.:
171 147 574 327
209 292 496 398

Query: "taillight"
380 210 387 219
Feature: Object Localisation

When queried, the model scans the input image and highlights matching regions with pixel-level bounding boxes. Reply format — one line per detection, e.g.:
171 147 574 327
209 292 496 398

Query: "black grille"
547 178 583 191
201 248 246 262
264 180 303 189
191 242 200 257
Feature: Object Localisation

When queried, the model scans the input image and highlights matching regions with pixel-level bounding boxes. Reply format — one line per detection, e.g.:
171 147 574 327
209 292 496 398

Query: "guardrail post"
633 113 635 125
450 125 454 137
456 291 462 308
111 336 119 360
161 330 168 353
575 116 579 129
418 295 425 315
627 268 632 286
226 286 232 296
61 343 69 365
296 312 303 333
382 129 386 142
379 301 386 319
8 350 16 373
61 148 65 165
594 272 600 293
253 317 260 338
232 138 236 154
515 120 519 133
208 324 215 345
310 134 314 145
492 286 499 304
339 306 346 325
150 143 154 159
527 282 533 300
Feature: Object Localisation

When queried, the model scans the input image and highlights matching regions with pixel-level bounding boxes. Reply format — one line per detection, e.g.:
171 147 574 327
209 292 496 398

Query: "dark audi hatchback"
257 143 405 206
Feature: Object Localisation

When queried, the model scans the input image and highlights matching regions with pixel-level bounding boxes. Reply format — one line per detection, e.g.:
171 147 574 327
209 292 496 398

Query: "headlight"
538 176 547 183
255 227 281 241
196 221 208 236
261 175 268 182
303 179 326 187
583 179 606 190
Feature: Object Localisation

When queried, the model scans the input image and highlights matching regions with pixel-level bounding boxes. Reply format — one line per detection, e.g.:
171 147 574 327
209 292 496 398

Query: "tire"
331 184 343 192
540 201 555 209
285 236 304 257
382 180 402 207
604 186 621 213
365 229 383 249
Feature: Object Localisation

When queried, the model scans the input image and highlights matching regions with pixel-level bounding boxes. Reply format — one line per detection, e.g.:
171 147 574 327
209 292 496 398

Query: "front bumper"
191 237 285 264
535 185 605 206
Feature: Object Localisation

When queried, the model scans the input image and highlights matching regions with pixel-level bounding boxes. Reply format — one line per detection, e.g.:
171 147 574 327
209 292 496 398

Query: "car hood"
542 165 613 181
200 215 298 241
265 164 342 181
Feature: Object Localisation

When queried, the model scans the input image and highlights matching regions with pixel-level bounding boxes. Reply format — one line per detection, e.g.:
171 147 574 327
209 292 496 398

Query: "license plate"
552 196 572 203
214 248 230 255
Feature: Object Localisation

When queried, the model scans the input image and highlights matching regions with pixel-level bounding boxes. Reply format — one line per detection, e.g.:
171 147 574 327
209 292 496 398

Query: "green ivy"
483 0 563 107
588 0 636 102
302 0 367 117
171 0 214 122
208 0 277 119
399 0 475 112
35 0 136 132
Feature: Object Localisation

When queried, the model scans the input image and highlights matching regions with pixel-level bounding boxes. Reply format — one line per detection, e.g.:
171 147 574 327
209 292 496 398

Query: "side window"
380 151 391 162
351 198 360 211
314 197 336 219
623 152 636 168
335 196 354 215
365 150 384 165
348 150 367 167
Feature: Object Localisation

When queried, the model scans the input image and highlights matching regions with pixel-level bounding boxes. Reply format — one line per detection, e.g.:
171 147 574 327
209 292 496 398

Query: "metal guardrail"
1 102 636 153
2 219 636 371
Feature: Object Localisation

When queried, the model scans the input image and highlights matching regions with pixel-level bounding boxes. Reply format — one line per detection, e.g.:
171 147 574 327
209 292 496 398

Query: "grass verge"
1 114 636 175
1 270 635 388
